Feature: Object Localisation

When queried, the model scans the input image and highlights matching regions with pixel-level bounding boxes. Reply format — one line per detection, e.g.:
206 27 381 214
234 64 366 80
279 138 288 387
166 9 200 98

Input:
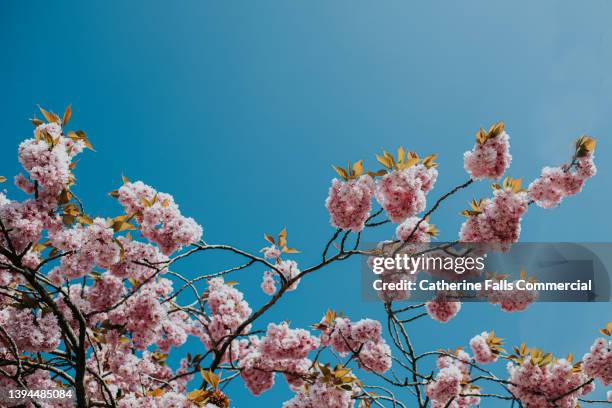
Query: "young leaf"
352 160 363 177
376 154 393 170
63 105 72 126
333 165 349 180
148 388 165 397
397 147 405 163
200 369 220 388
264 234 275 245
38 105 61 123
278 227 287 248
0 176 6 183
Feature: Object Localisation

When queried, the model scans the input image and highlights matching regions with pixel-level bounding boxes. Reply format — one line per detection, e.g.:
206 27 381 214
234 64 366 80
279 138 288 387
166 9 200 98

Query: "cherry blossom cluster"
239 322 319 395
463 122 511 180
426 350 480 408
318 316 392 374
325 174 375 232
426 291 462 323
469 332 498 364
85 331 192 401
192 277 252 363
395 216 432 243
506 357 593 408
48 217 121 281
0 197 56 254
283 378 355 408
110 237 168 280
109 277 191 350
582 337 612 386
0 305 61 352
375 164 437 223
18 122 84 195
261 259 301 295
261 244 281 260
528 153 597 208
459 185 529 248
481 279 538 312
117 180 202 255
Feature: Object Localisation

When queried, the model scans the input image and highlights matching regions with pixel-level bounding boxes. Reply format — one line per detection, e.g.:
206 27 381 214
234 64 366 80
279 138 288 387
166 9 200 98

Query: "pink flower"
261 271 277 295
395 216 432 242
258 322 319 360
469 332 498 364
17 123 85 195
261 245 281 259
426 292 461 323
428 352 480 408
583 337 612 386
426 365 463 404
319 316 391 374
261 259 301 294
14 173 36 194
117 181 202 255
87 273 125 311
283 379 354 408
191 278 252 363
482 281 538 312
375 166 434 223
110 237 168 280
528 154 597 209
49 217 121 280
507 358 593 408
0 306 61 352
459 188 529 248
325 175 375 232
239 323 318 396
464 127 511 180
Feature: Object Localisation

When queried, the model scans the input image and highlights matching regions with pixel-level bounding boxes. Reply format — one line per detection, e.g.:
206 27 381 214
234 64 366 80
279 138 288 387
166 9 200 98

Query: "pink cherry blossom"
464 130 511 180
117 181 202 255
17 123 84 195
395 216 431 243
469 332 498 364
319 317 391 374
482 281 538 312
261 271 277 295
283 380 354 408
426 291 461 323
261 245 281 259
375 166 433 223
507 358 593 408
459 189 529 248
427 351 480 408
191 277 252 363
325 175 375 232
239 323 318 395
0 306 61 352
582 337 612 386
528 154 597 209
261 259 301 295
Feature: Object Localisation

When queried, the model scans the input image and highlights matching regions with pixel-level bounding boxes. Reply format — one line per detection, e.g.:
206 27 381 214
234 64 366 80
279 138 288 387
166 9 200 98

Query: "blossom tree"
0 107 609 408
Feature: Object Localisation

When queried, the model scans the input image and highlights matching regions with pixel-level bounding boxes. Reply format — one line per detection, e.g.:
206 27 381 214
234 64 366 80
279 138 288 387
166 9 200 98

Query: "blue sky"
1 1 611 406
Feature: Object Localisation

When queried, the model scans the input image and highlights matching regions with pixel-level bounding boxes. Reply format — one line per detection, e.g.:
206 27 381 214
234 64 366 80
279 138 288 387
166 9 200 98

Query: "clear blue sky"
1 1 611 406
